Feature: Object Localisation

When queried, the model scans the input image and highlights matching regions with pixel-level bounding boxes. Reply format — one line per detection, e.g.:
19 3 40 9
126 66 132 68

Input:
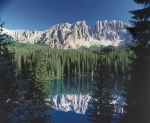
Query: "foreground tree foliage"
0 19 18 122
120 0 150 123
14 50 53 123
87 57 115 123
0 19 53 123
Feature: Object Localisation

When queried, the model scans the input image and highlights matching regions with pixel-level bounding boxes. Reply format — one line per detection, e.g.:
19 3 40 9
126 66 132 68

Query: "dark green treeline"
94 46 135 76
8 42 134 78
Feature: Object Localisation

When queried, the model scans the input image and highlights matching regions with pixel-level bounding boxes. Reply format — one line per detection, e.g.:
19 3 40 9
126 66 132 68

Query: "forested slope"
8 42 134 78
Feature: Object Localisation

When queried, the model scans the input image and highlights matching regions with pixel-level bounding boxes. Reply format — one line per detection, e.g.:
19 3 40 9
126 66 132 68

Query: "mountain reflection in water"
49 76 126 122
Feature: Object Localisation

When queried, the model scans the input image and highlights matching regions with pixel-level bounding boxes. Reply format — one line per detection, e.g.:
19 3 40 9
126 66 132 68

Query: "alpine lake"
48 76 126 123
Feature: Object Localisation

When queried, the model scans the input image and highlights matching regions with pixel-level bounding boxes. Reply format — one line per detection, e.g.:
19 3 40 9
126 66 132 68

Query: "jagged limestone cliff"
4 20 131 49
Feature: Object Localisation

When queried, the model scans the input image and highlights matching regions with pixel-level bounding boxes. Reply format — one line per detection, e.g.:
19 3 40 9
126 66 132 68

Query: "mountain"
49 94 126 114
50 94 91 114
4 20 132 49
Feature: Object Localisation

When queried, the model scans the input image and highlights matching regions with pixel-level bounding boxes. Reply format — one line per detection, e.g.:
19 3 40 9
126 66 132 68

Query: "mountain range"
49 94 126 114
4 20 132 49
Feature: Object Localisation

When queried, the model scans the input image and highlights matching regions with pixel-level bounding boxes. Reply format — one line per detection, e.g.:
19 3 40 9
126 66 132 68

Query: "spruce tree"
0 19 18 122
121 1 150 123
87 63 114 123
16 50 53 123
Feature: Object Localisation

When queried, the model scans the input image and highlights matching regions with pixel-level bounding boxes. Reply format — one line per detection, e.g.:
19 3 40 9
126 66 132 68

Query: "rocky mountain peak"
75 20 87 27
5 20 132 49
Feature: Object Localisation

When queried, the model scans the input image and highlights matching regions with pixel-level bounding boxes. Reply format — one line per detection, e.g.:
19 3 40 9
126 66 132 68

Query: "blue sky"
0 0 142 30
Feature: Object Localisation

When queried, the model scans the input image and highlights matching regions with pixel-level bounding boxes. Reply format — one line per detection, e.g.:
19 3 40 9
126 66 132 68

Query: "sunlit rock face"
5 20 131 49
49 94 126 114
90 20 132 46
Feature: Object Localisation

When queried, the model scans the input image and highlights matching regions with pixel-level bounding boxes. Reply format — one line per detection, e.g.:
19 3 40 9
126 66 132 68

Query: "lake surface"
49 76 125 123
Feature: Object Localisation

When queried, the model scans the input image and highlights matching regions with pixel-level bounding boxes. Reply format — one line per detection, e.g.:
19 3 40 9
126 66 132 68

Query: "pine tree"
0 19 18 122
87 62 114 123
121 1 150 123
16 50 53 123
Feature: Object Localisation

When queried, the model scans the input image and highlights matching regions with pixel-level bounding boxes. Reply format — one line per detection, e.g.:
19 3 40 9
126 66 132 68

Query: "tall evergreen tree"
0 19 18 122
15 50 53 123
121 1 150 123
87 61 114 123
